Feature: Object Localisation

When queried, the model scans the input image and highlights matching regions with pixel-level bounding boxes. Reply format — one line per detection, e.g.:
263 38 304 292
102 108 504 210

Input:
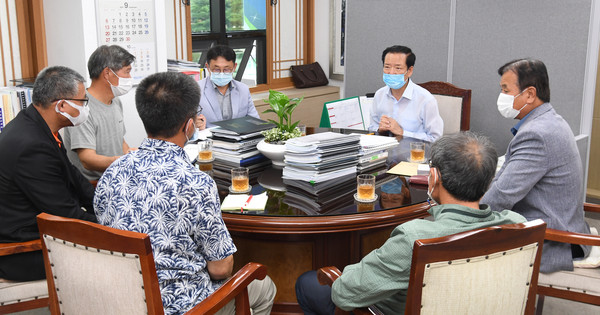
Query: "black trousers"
0 250 45 281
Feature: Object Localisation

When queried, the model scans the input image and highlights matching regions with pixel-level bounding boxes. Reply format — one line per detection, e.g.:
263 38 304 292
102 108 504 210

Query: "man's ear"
406 66 414 78
525 86 537 103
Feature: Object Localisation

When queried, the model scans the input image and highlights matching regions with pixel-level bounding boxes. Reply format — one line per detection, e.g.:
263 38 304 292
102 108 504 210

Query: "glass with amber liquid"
356 174 376 201
231 167 249 192
198 139 213 161
410 142 425 163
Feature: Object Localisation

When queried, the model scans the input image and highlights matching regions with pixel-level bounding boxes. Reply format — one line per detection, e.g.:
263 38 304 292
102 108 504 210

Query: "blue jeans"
295 270 336 315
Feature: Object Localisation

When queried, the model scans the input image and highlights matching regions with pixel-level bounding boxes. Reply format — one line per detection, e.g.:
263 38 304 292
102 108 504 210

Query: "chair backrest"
37 213 165 315
405 219 546 315
417 81 471 134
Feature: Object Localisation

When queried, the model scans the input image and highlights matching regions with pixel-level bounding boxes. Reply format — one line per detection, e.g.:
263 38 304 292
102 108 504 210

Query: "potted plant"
257 90 304 167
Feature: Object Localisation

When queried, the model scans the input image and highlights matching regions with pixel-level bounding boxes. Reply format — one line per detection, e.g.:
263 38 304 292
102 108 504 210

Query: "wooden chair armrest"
584 202 600 214
186 262 267 314
545 228 600 246
317 266 342 287
0 239 42 256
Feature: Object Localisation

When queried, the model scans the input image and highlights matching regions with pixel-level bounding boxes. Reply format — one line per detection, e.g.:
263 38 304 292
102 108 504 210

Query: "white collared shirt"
369 80 443 142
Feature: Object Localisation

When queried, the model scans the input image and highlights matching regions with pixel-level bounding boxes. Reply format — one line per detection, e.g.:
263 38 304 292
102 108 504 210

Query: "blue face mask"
383 73 406 90
210 72 234 87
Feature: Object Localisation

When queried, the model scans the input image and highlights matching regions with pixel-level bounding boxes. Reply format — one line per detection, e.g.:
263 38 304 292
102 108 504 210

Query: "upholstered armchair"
318 220 546 315
417 81 471 135
36 212 268 315
0 239 49 314
536 203 600 313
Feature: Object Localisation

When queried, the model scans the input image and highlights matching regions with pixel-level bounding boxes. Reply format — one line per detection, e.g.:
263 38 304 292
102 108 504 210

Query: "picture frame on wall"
329 0 346 80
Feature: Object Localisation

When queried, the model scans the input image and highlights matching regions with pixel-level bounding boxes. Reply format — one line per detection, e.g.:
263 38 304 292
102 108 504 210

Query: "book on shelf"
212 116 275 135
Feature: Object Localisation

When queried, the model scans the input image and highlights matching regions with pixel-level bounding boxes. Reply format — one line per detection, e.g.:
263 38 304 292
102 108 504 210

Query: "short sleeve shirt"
63 91 126 181
94 138 237 315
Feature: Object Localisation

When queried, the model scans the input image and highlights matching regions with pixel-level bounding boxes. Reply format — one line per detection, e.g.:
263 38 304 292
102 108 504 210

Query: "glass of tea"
356 174 376 201
231 167 250 193
410 142 425 163
198 139 213 161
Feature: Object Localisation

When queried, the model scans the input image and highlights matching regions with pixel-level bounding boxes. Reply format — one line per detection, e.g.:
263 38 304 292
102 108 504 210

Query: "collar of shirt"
428 203 494 223
139 138 190 162
385 79 415 102
52 132 62 148
510 106 538 136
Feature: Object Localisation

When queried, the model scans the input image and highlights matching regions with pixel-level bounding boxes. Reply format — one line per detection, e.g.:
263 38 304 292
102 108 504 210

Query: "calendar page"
96 0 157 83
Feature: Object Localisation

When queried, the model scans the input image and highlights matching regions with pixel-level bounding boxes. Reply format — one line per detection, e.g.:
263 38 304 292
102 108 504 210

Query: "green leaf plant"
261 90 304 144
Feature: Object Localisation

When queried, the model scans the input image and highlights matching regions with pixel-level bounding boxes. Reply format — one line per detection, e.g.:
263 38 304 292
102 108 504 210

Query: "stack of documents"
283 174 357 214
210 117 275 188
282 132 361 183
356 134 399 172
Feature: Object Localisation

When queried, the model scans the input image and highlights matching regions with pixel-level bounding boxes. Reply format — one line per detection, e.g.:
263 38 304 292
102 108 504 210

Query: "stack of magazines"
210 117 275 188
282 132 361 183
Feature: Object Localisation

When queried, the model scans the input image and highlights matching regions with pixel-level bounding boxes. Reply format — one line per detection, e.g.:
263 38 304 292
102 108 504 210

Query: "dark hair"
32 66 85 109
88 45 136 79
206 45 236 64
381 45 415 68
135 72 200 138
497 58 550 103
430 132 498 202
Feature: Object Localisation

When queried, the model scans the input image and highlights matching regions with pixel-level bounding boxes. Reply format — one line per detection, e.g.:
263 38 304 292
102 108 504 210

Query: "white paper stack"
356 134 399 171
282 132 361 182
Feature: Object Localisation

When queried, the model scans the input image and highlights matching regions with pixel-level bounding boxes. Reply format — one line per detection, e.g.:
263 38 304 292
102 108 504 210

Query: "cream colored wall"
587 51 600 199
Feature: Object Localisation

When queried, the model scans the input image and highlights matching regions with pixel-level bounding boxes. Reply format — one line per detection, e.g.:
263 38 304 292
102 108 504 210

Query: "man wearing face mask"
368 45 443 142
194 45 259 131
95 72 276 315
63 45 136 183
481 58 590 273
295 132 524 314
0 66 97 282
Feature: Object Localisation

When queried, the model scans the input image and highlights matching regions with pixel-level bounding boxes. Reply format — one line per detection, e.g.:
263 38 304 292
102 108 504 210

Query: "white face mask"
56 100 89 126
108 69 133 97
497 91 527 119
185 118 195 143
427 168 438 205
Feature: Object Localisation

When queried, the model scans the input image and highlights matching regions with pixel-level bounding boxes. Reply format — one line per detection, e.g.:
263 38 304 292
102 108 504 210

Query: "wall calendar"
95 0 157 82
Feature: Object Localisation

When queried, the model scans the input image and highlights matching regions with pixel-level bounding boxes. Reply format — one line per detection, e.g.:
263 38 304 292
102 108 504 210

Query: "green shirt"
331 204 526 314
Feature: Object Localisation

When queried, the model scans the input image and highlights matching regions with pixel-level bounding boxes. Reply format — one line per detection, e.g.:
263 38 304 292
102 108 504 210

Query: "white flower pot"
257 139 286 168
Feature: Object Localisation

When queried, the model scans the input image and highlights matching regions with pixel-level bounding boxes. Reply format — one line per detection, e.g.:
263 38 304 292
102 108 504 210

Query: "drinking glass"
356 174 376 201
410 142 425 163
231 167 249 192
198 139 213 161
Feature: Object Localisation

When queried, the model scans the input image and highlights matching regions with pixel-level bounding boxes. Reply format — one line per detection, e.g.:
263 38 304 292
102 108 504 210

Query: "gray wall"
345 0 592 153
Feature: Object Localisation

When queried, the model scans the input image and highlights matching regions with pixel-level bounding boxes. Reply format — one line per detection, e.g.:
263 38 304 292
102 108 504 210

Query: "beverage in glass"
357 174 376 201
410 142 425 163
198 139 213 161
298 125 307 136
231 167 249 192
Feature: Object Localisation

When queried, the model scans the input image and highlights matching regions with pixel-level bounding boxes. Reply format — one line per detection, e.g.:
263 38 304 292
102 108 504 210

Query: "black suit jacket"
0 106 96 236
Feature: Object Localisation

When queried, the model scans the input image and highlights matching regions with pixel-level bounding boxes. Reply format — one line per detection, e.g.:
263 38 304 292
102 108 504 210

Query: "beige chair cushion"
43 234 149 313
538 268 600 297
432 94 462 135
0 278 48 305
420 242 538 315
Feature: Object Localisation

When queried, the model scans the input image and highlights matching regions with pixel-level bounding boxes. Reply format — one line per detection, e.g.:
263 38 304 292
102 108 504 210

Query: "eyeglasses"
428 159 434 168
54 98 89 107
210 69 233 74
197 107 203 115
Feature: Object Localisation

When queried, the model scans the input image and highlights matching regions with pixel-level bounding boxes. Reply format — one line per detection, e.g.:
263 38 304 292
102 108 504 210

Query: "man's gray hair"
88 45 135 79
32 66 85 109
429 131 498 202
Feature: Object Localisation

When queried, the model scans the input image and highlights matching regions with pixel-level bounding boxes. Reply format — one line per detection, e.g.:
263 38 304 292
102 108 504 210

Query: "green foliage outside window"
191 0 246 33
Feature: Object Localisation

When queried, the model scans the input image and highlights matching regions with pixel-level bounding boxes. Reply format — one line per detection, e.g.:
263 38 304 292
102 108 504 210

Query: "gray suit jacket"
481 103 590 273
198 78 260 128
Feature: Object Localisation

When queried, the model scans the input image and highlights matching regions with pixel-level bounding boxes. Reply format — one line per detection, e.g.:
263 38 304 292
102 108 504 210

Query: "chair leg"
536 295 545 315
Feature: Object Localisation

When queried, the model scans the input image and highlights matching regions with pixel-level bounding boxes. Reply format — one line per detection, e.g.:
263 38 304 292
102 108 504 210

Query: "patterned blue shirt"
94 138 237 315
